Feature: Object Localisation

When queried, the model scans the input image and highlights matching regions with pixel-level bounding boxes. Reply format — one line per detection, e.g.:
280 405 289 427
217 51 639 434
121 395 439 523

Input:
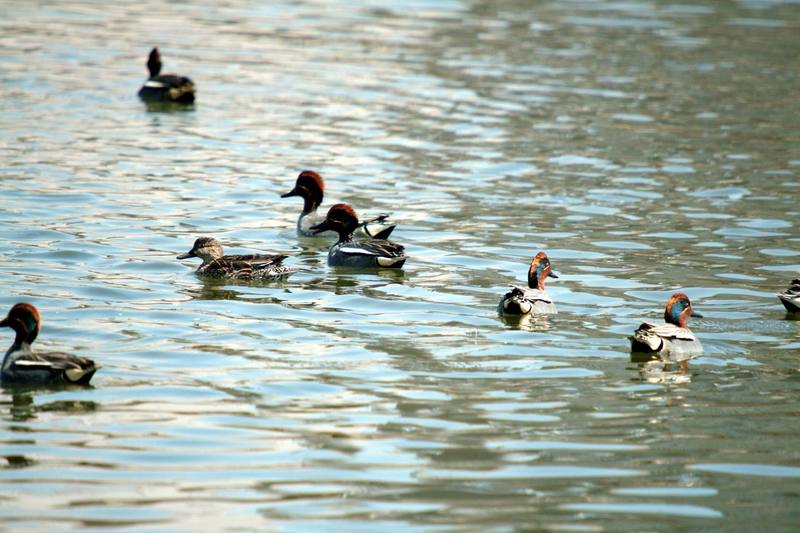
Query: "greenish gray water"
1 0 799 530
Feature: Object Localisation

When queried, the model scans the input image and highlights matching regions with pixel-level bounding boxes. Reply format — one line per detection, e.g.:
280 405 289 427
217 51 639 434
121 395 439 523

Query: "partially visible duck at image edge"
1 303 99 386
778 279 800 313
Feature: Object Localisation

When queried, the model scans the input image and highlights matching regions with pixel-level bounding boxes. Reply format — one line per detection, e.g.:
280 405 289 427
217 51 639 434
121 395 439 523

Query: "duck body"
629 293 703 358
326 238 407 268
499 285 556 315
629 322 702 358
1 303 98 387
499 252 558 315
778 279 800 313
282 171 395 239
138 48 195 104
310 204 407 269
178 237 295 280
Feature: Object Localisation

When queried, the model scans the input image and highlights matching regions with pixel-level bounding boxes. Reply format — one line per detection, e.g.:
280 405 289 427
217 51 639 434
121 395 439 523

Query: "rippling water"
1 0 799 530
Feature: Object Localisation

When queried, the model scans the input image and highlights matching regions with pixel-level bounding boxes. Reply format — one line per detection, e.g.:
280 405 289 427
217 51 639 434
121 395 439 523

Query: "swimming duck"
281 170 395 239
499 252 558 315
778 279 800 313
629 293 703 358
1 303 99 386
177 237 295 280
137 47 195 104
310 204 407 268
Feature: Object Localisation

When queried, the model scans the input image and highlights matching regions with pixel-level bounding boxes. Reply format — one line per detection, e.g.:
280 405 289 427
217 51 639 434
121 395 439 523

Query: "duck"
310 204 407 268
629 293 703 358
1 303 99 386
499 252 558 315
137 47 196 104
281 170 395 239
778 279 800 313
177 237 295 280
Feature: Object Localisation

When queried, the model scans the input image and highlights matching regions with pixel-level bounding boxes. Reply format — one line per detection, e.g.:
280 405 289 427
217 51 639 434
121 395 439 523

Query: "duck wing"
337 239 406 268
507 285 553 304
338 239 405 258
222 253 288 266
630 321 697 353
140 74 195 103
204 254 291 279
149 74 194 89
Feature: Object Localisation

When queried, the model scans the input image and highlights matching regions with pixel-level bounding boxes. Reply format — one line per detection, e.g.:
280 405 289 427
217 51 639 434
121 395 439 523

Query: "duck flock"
2 48 799 387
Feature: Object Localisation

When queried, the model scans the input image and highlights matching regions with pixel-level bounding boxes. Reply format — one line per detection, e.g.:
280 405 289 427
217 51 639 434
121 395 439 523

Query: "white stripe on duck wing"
778 278 800 312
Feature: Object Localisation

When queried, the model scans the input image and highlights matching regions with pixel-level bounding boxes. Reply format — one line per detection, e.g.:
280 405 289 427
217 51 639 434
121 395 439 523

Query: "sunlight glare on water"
0 0 799 530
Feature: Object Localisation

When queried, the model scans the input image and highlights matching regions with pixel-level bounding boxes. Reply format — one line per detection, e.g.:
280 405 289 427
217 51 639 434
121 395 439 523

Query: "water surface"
1 0 799 530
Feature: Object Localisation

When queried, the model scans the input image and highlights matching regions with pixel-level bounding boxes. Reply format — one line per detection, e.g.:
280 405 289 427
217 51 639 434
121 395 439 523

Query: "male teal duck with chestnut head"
630 293 703 358
310 204 407 268
499 252 558 315
281 170 395 239
1 303 99 386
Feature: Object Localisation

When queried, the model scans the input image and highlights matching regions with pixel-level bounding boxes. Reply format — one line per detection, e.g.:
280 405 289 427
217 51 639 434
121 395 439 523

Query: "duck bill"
309 220 331 234
548 271 559 279
0 318 7 328
176 250 196 260
281 188 300 198
691 310 703 318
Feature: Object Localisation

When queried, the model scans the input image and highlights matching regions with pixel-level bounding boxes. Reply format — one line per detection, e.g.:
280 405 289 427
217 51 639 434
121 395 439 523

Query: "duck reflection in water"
3 388 98 422
499 312 552 332
180 277 290 303
632 357 692 385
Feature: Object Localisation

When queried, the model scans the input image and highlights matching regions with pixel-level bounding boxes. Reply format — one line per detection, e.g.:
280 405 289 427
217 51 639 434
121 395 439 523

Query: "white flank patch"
144 80 167 88
340 247 377 256
14 360 54 367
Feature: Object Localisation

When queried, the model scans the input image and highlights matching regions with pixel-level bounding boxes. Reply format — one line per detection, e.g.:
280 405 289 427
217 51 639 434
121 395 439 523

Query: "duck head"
281 170 325 215
528 252 558 290
146 47 162 78
310 203 359 241
0 303 41 346
177 237 225 263
664 292 702 328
